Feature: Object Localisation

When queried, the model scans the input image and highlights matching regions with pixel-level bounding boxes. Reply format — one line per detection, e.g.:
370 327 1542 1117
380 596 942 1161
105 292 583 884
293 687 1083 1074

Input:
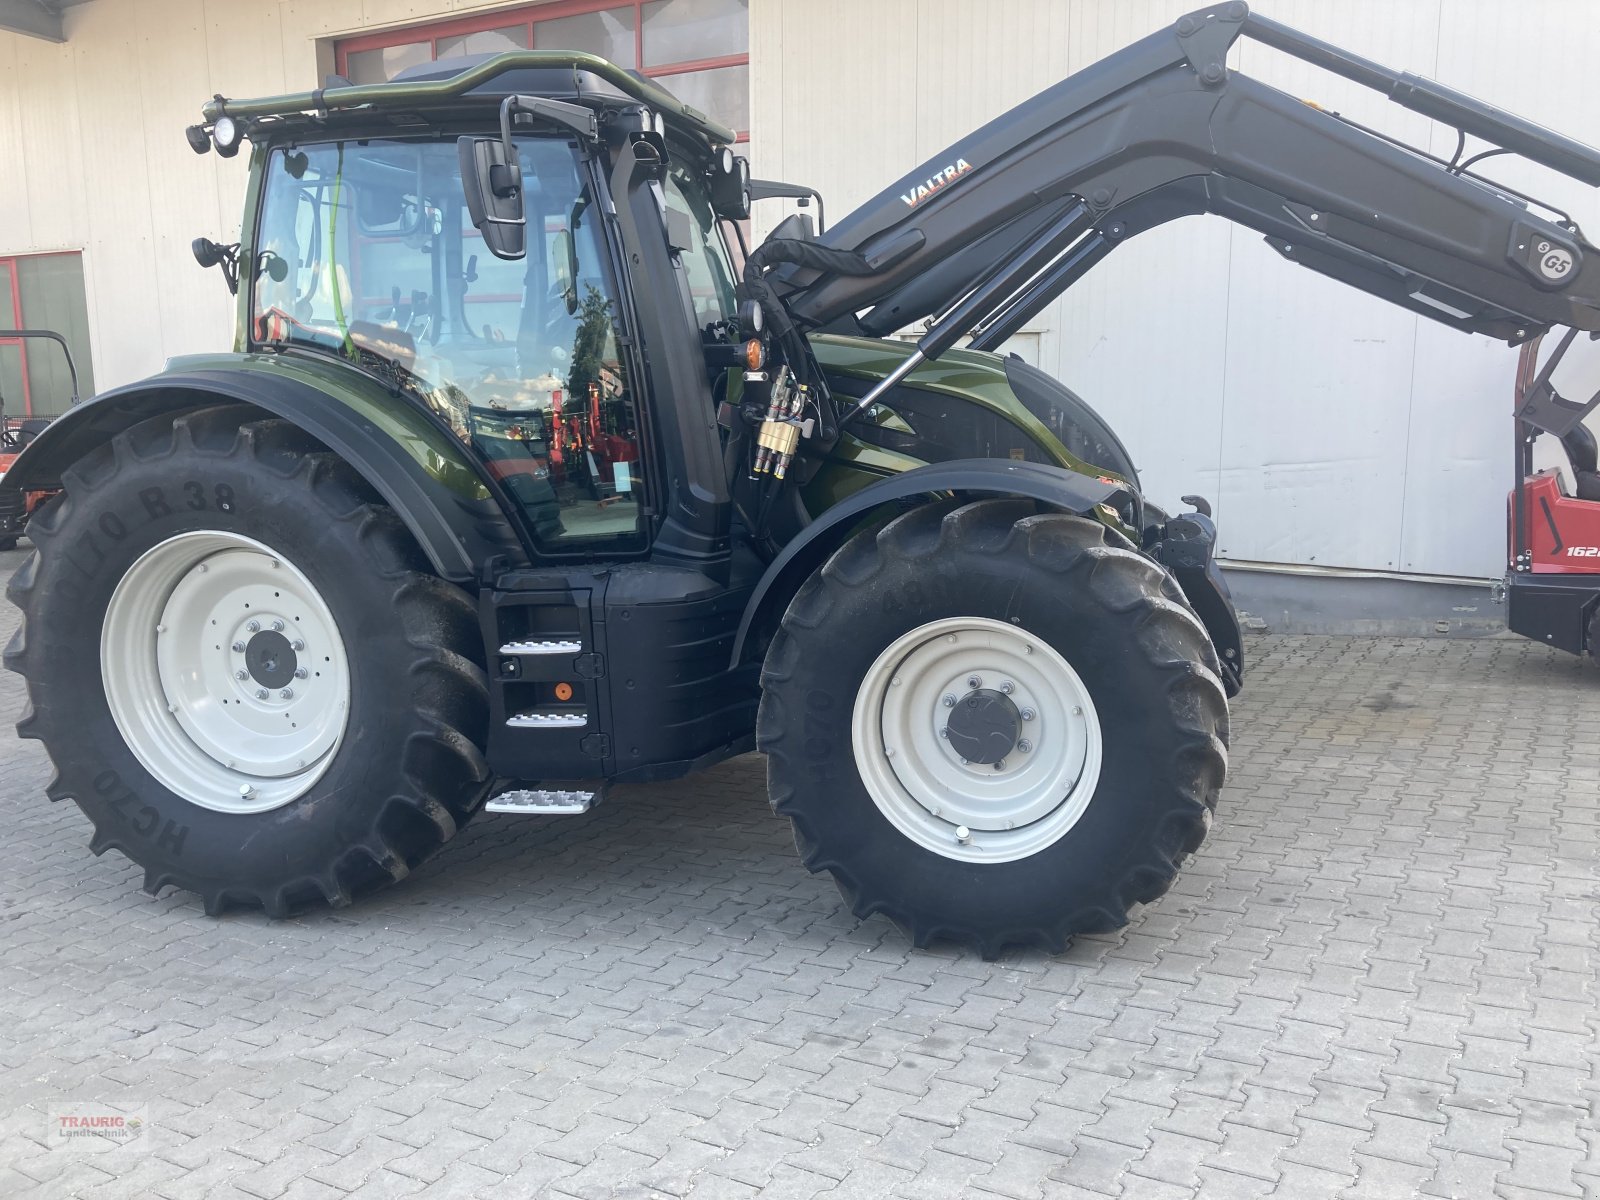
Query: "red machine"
0 329 75 549
1507 333 1600 658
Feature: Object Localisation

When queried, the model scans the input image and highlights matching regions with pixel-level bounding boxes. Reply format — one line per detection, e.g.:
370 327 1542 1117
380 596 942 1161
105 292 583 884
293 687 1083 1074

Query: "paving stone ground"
0 546 1595 1199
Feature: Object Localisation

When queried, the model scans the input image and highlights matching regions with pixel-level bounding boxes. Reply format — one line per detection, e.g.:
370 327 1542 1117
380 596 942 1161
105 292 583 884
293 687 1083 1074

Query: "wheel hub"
945 688 1020 765
244 629 297 689
852 616 1103 864
100 531 351 815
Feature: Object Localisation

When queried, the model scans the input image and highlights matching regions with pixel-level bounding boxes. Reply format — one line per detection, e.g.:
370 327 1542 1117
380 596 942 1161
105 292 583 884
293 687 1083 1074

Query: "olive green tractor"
12 5 1600 954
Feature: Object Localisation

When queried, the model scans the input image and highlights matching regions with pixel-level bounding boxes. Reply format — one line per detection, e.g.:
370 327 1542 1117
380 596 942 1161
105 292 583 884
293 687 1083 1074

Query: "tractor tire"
5 405 491 916
758 498 1229 958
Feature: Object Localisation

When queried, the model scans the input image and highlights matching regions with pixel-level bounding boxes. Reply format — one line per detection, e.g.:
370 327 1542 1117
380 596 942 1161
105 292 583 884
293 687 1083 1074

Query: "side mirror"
458 136 526 260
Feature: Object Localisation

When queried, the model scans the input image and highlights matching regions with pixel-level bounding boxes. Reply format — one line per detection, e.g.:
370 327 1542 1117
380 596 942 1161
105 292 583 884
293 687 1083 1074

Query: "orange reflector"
744 339 764 370
554 682 574 702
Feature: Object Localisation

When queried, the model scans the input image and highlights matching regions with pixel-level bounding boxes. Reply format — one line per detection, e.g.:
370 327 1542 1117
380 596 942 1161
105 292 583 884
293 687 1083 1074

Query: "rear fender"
6 367 527 583
730 458 1128 668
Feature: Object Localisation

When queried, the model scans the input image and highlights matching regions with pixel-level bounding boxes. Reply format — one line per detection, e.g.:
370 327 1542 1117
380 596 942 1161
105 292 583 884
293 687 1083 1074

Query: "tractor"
8 3 1600 956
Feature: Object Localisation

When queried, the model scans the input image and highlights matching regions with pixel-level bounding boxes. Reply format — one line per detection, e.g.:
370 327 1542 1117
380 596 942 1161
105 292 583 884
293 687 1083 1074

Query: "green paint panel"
805 334 1134 541
810 333 1115 480
164 351 492 500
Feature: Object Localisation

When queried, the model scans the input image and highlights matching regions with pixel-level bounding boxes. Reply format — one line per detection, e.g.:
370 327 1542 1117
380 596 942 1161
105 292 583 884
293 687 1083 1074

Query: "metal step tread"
506 710 587 728
487 787 600 815
500 639 583 656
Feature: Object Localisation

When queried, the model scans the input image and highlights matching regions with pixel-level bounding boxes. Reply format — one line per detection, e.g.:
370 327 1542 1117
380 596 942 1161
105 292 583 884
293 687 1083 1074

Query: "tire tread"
759 498 1229 958
5 407 491 917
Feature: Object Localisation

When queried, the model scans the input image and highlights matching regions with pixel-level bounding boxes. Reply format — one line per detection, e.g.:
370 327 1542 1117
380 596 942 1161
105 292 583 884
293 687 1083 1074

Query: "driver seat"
1561 423 1600 501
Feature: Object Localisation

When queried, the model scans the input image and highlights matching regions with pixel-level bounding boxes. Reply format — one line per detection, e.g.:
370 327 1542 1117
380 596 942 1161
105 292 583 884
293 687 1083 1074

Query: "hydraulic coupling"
751 365 814 480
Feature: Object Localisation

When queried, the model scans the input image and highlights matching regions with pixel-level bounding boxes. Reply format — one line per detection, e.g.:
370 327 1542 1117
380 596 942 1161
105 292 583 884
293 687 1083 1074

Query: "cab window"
252 137 647 549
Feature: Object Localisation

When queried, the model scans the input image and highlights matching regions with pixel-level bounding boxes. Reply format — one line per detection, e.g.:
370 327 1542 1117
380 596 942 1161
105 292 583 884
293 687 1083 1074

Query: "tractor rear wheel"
5 406 491 915
758 498 1229 958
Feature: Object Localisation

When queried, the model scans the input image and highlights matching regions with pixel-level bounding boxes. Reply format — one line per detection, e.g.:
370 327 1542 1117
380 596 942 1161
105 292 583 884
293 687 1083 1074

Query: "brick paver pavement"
0 549 1595 1198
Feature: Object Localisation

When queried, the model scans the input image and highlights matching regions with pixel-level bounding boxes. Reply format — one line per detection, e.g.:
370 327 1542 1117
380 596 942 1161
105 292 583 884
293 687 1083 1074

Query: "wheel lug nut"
293 667 308 679
942 694 956 708
271 619 285 632
232 641 246 653
256 689 268 700
1018 739 1032 753
291 639 305 652
246 620 261 633
995 759 1006 771
235 670 249 681
1000 680 1014 694
955 825 972 845
939 727 949 739
280 688 294 700
1020 708 1036 721
967 675 981 689
239 784 254 799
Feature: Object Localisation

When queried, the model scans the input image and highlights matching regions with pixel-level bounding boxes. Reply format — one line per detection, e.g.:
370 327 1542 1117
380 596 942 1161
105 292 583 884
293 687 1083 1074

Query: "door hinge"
580 732 611 759
575 653 605 679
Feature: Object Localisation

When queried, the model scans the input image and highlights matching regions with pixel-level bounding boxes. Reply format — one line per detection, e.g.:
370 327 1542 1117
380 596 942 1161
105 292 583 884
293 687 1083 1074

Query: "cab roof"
201 50 736 147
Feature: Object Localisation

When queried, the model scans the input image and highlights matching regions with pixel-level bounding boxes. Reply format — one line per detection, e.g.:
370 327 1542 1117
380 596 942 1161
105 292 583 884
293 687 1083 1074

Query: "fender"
1146 509 1244 696
730 458 1127 668
6 364 528 583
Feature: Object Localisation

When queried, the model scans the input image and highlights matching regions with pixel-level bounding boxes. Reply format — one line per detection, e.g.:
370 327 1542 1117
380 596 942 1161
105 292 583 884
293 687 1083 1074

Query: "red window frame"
334 0 749 140
0 251 84 418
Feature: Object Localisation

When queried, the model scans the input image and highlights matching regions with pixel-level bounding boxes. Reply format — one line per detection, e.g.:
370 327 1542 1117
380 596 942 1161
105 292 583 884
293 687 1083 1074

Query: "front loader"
9 3 1600 956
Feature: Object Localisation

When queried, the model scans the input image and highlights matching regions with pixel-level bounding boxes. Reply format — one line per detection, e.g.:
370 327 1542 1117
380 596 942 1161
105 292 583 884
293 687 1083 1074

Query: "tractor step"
499 639 583 655
506 710 587 728
486 786 602 815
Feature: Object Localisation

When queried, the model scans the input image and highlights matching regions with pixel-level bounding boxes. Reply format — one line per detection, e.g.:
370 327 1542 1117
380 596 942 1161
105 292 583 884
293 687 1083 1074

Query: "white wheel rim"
852 616 1103 864
100 531 351 815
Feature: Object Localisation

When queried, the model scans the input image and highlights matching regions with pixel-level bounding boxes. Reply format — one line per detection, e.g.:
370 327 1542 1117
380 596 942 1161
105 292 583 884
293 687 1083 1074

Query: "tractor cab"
231 58 746 554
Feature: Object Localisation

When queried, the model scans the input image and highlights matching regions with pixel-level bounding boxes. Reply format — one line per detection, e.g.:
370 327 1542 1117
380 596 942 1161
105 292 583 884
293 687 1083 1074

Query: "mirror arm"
749 179 826 232
500 94 599 158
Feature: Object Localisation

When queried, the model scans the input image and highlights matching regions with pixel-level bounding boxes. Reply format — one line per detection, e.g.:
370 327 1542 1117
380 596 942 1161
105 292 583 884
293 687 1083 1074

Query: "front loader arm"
770 3 1600 367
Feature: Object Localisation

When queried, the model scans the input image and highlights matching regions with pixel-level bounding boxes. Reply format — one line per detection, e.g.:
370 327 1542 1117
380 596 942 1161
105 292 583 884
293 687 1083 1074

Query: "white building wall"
751 0 1600 578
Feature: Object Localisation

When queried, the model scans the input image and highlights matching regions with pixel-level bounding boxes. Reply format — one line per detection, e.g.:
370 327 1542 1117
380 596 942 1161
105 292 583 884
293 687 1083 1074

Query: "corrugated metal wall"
751 0 1600 578
3 0 1596 578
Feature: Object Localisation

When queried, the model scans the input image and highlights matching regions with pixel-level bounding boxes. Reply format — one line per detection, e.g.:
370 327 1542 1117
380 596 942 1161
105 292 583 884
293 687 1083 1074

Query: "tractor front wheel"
6 406 491 915
758 498 1229 957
